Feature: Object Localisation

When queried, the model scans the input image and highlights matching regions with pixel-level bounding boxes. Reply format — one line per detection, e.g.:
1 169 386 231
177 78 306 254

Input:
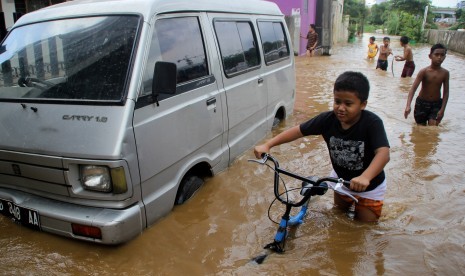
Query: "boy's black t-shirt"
299 110 390 191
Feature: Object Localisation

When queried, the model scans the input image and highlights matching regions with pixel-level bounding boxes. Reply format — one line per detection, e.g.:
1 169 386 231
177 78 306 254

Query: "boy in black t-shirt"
254 71 390 222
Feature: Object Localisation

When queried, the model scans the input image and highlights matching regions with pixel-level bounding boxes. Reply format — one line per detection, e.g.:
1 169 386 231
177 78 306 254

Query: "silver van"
0 0 295 244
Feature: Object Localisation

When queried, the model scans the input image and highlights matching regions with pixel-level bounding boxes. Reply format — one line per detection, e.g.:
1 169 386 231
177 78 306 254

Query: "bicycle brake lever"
247 158 267 165
333 182 359 203
247 153 269 165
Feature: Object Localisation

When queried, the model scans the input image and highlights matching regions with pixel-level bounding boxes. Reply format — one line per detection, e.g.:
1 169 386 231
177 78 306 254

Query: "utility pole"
421 5 429 32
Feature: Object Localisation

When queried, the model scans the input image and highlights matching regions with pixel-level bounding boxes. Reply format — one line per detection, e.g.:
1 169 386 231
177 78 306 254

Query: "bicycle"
248 153 358 264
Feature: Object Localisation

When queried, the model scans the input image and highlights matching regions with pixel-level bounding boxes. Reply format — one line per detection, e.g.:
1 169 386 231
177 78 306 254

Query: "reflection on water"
2 34 465 275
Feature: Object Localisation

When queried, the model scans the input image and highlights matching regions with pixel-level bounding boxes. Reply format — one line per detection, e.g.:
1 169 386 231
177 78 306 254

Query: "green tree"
344 0 369 39
390 0 431 14
385 0 434 41
367 2 389 25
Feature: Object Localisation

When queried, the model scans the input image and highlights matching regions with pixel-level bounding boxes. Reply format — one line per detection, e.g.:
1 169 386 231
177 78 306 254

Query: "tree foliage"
344 0 369 38
390 0 431 15
365 0 434 41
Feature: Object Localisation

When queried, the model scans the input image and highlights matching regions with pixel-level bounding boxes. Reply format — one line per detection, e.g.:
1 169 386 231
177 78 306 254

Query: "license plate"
0 198 41 231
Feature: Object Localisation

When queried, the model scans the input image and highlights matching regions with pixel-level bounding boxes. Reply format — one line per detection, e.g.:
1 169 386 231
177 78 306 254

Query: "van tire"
175 175 204 205
272 117 281 128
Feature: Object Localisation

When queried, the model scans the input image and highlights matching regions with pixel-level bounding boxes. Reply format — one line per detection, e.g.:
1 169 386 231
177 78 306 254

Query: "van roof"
14 0 283 27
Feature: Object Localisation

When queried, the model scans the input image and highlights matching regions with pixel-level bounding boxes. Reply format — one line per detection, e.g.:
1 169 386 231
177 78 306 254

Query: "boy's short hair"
309 24 316 30
334 71 370 102
400 36 409 44
430 43 447 54
370 36 375 41
383 37 390 41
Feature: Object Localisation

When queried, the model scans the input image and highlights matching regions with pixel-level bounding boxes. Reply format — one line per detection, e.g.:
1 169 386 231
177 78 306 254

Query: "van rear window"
214 20 260 77
0 15 140 102
257 21 290 64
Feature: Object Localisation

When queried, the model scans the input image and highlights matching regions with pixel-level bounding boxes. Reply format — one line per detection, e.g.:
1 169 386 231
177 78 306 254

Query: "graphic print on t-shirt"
329 137 364 170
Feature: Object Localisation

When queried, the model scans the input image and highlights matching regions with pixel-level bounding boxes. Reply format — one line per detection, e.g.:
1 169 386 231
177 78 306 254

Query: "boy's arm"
350 147 390 192
254 125 304 158
404 69 424 119
436 70 450 124
312 36 318 49
395 47 409 61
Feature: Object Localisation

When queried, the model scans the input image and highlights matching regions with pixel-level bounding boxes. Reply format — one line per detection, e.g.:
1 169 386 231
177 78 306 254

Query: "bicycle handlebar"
249 153 358 205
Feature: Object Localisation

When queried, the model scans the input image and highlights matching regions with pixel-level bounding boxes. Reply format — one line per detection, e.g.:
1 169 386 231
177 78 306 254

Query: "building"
268 0 347 56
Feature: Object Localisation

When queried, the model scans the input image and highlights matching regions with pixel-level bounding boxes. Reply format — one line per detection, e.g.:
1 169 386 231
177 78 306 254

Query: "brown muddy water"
1 35 465 275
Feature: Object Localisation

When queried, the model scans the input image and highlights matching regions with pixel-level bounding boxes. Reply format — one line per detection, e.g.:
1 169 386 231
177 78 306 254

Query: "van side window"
257 21 290 64
214 21 260 77
142 16 208 98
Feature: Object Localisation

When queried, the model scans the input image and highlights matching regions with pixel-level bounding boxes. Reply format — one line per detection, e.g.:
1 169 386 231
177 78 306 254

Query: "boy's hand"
404 106 411 119
436 109 445 124
254 144 270 159
350 176 370 192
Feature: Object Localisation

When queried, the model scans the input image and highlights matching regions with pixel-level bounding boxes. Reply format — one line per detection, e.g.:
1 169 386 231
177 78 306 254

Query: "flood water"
1 35 465 275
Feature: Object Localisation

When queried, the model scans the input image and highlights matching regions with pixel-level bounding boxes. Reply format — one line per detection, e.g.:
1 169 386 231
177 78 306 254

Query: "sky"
366 0 459 8
431 0 459 7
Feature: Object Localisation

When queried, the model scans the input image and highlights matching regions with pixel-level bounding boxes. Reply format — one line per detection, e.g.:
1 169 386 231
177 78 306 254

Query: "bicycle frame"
249 154 357 257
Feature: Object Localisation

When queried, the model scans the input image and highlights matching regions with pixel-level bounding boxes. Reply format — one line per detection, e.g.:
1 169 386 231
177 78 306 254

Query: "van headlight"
80 165 127 193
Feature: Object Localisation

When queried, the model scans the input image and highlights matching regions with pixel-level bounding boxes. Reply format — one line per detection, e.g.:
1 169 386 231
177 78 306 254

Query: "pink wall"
267 0 317 55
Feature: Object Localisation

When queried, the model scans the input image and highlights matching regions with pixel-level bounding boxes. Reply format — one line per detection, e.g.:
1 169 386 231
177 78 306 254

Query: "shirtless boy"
404 43 449 126
395 36 415 77
376 37 392 71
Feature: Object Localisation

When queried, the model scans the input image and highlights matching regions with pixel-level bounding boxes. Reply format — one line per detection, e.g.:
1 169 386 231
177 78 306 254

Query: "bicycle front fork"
265 204 293 253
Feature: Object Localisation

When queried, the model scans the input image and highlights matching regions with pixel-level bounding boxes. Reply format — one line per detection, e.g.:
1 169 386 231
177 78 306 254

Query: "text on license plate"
0 198 41 230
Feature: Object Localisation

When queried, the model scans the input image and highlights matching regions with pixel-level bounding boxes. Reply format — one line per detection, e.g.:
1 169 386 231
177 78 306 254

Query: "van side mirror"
152 61 177 106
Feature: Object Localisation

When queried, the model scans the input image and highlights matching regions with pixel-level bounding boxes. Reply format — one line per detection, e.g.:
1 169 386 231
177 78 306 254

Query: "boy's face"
333 90 367 128
370 38 374 43
383 39 389 46
429 49 446 66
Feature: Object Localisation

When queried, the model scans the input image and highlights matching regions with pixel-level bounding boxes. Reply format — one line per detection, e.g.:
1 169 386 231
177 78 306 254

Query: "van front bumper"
0 187 143 245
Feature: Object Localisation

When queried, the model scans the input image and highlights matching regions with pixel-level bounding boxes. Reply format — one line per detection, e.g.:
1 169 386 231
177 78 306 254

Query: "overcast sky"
431 0 459 7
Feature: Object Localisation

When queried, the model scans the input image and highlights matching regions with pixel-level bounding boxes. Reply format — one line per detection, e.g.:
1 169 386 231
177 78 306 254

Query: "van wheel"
272 117 281 128
175 175 204 205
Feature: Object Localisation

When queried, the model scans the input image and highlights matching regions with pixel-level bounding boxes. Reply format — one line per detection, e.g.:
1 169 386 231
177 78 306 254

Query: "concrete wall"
2 0 16 29
332 0 348 44
424 29 465 55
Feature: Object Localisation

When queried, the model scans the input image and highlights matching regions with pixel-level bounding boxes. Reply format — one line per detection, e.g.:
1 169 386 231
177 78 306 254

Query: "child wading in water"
254 71 390 222
404 43 449 126
395 36 415 77
367 36 378 60
300 24 318 62
376 37 392 71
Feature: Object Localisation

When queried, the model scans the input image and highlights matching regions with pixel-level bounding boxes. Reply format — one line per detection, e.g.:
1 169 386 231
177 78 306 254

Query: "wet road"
1 35 465 275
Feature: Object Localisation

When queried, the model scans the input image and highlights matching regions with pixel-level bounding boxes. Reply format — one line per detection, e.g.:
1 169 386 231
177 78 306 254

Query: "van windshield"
0 15 140 102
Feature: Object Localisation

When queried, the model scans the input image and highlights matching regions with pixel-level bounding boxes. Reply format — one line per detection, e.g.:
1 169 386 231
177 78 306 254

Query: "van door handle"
258 78 264 84
206 97 216 106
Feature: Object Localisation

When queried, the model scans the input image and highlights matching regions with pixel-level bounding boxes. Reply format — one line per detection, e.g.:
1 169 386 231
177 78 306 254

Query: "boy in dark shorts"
254 72 390 222
376 37 392 71
300 24 318 61
404 43 449 126
395 36 415 77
